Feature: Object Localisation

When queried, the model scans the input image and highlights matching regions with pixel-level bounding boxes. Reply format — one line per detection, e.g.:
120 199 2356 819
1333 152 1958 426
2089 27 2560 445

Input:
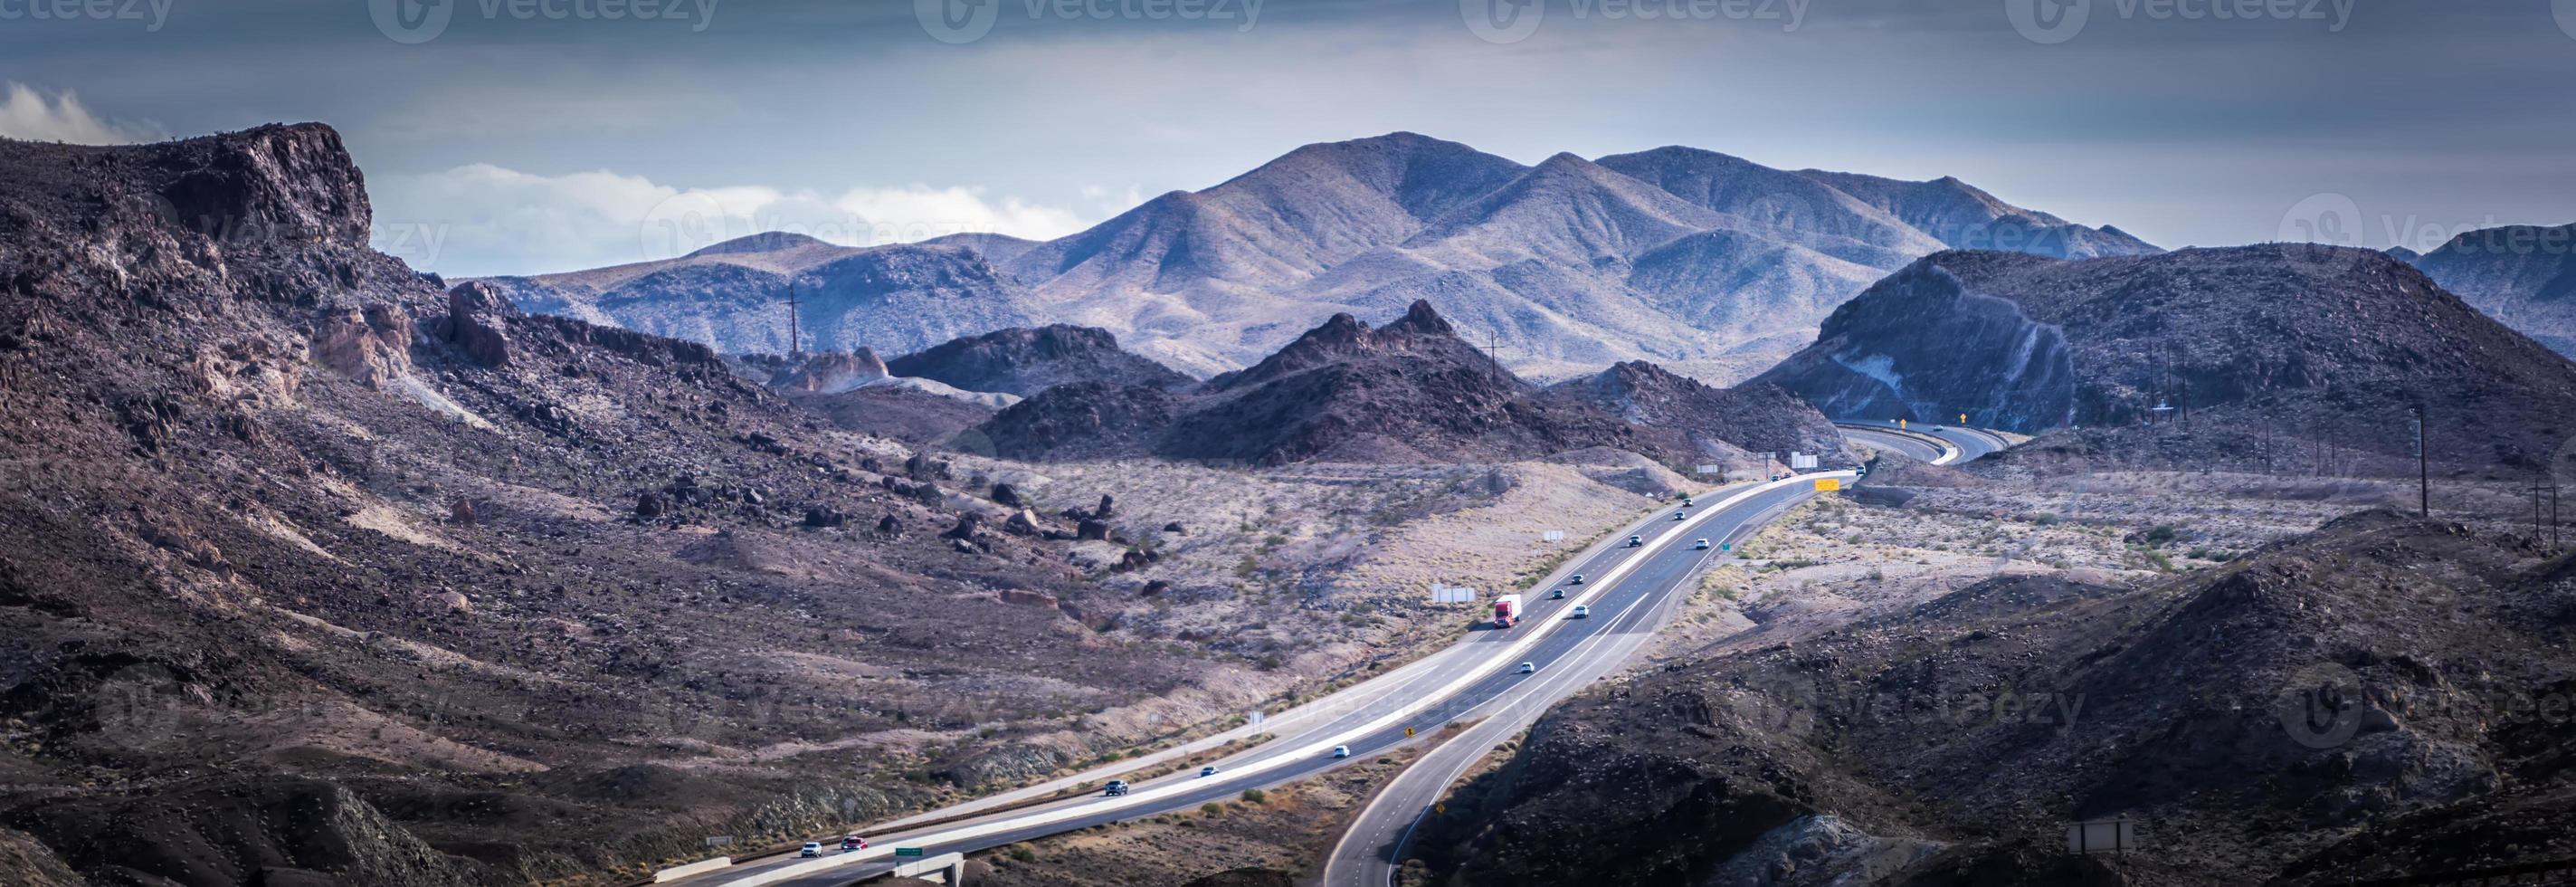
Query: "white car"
1332 745 1351 758
1693 539 1710 549
1682 498 1695 507
1627 535 1643 547
1569 574 1583 585
1570 605 1590 618
800 843 822 858
1199 766 1221 777
1516 662 1535 674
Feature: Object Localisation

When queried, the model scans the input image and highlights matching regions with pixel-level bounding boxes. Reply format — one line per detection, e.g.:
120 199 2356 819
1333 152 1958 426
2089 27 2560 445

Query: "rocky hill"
1752 246 2576 472
2407 223 2576 358
973 301 1848 469
885 323 1191 396
1536 362 1855 464
1420 510 2576 885
0 125 1231 885
494 133 2151 382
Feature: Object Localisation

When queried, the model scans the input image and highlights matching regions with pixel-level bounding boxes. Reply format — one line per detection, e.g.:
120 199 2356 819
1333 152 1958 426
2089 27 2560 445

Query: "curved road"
661 473 1855 887
1320 424 2009 887
1833 419 2010 465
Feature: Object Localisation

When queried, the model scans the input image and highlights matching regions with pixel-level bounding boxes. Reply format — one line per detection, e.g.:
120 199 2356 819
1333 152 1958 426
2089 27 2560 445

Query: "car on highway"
1551 587 1564 599
1673 512 1687 520
840 835 868 852
1693 539 1710 549
1516 662 1535 674
1627 534 1643 547
1199 766 1221 777
1570 605 1590 618
1104 779 1129 796
1682 497 1694 506
800 843 823 858
1333 745 1351 758
1569 573 1583 584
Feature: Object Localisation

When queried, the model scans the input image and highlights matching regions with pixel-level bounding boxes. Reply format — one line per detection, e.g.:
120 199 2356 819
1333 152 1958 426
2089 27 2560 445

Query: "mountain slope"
499 134 2151 384
886 324 1191 396
1752 246 2576 469
2407 223 2576 358
1421 510 2576 885
480 233 1035 356
0 124 1235 885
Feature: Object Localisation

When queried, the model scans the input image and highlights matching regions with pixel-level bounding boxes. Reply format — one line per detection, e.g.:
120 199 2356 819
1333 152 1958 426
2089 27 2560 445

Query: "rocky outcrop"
1539 361 1852 462
886 324 1191 396
5 779 496 887
311 303 413 387
1754 246 2576 469
769 348 890 393
442 280 519 367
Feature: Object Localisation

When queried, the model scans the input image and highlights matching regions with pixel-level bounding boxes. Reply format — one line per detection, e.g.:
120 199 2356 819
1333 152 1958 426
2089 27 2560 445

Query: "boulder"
942 512 987 539
803 506 847 529
1077 520 1109 541
1162 521 1185 534
444 281 517 367
311 304 412 388
1003 509 1043 537
990 482 1026 508
876 514 902 534
634 491 667 519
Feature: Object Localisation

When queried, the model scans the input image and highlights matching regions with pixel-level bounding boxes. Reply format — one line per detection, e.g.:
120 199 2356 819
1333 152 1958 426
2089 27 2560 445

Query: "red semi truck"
1492 594 1523 628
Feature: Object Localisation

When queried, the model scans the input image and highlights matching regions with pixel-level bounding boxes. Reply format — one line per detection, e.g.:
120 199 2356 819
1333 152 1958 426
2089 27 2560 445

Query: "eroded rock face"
311 303 413 388
884 324 1190 396
769 348 890 393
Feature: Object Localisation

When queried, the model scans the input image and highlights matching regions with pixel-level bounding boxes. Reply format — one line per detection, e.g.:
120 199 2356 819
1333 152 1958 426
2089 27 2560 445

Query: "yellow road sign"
1898 419 1907 429
1959 413 1967 423
1403 727 1414 737
1814 478 1841 491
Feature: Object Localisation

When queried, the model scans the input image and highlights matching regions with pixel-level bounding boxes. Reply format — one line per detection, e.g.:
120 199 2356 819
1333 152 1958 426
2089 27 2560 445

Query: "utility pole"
2410 405 2429 518
784 282 803 357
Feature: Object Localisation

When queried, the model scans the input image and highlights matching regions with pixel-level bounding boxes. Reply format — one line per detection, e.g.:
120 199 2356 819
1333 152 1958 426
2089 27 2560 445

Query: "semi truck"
1492 594 1523 628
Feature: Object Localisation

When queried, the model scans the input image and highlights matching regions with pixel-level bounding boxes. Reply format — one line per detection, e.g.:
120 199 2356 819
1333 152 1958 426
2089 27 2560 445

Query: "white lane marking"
710 474 1850 886
1328 485 1825 885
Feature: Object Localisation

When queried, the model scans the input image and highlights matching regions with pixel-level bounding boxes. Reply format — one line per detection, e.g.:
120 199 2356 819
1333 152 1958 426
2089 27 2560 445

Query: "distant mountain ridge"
2404 223 2576 358
484 132 2153 383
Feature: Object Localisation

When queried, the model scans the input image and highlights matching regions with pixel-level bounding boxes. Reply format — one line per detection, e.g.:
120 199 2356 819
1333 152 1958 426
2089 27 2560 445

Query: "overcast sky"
2 0 2570 276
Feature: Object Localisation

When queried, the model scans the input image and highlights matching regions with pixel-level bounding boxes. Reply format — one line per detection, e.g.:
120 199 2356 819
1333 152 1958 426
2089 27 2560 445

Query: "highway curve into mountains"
658 428 2004 887
1319 424 2006 887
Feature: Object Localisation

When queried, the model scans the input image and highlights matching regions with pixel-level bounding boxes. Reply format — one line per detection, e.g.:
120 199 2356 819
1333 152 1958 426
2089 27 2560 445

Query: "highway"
1318 423 2007 887
1832 418 2010 465
656 472 1854 887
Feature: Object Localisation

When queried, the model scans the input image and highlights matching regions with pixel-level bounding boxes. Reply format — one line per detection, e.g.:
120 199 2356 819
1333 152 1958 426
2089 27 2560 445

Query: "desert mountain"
974 300 1844 469
499 133 2152 382
1536 362 1855 465
1421 510 2576 884
479 232 1035 357
1751 246 2576 471
2406 223 2576 358
0 124 1239 884
886 323 1190 396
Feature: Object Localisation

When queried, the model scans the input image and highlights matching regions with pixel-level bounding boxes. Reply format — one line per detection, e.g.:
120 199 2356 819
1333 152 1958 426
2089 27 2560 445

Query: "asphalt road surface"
1834 419 2010 465
659 473 1852 887
1320 424 2009 887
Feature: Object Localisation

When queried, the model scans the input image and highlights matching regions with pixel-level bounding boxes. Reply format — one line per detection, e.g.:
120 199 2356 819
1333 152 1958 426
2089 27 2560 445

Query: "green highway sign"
894 847 924 857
